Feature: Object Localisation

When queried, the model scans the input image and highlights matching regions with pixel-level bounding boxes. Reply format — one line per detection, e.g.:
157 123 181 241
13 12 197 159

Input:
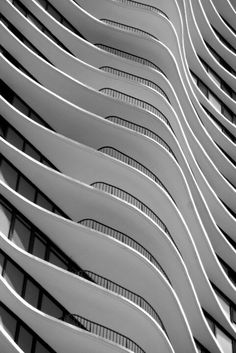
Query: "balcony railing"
98 146 175 203
90 182 179 252
79 218 171 284
96 44 166 76
101 19 157 40
112 0 168 19
63 313 145 353
105 116 177 160
100 66 170 102
99 88 171 128
75 269 167 332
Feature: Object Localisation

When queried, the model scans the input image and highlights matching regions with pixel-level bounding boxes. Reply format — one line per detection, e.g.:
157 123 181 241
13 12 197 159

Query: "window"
222 106 234 123
216 292 231 321
49 250 68 270
29 111 43 125
0 159 18 189
198 80 208 97
208 93 221 112
36 193 53 212
215 327 233 353
12 96 29 116
24 144 41 161
4 260 24 295
11 216 31 251
40 294 63 319
208 69 220 88
28 14 43 31
32 234 47 259
24 279 40 307
62 19 74 32
35 0 47 7
0 202 12 237
35 341 52 353
6 127 24 150
17 325 33 353
17 176 36 202
0 303 56 353
0 252 5 275
47 5 61 22
0 306 17 339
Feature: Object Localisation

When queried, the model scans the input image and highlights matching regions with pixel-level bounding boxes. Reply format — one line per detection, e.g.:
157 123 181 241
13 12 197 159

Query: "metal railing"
112 0 168 19
105 116 177 160
99 88 171 128
96 44 165 75
78 219 171 283
75 269 167 331
98 146 175 202
101 19 157 40
100 66 170 102
90 182 179 252
63 313 145 353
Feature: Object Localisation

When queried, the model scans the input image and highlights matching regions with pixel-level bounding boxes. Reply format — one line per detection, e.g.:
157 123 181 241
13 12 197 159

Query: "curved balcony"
101 19 157 40
100 66 170 102
99 88 171 128
79 218 170 284
105 116 177 160
98 146 175 203
96 44 165 74
63 313 145 353
0 246 146 353
212 26 236 55
74 269 167 333
89 182 179 252
0 195 167 334
106 0 168 19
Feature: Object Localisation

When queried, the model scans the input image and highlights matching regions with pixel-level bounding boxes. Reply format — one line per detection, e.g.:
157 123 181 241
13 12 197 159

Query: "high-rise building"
0 0 235 352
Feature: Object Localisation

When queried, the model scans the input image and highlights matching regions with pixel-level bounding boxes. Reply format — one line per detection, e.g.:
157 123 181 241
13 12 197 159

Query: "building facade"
0 0 235 352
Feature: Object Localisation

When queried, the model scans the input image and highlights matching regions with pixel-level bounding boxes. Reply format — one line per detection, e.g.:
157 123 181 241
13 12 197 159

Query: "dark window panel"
12 216 31 251
0 202 12 237
32 234 47 260
0 159 18 190
40 294 63 319
17 176 36 202
0 306 17 339
6 127 24 150
17 325 33 353
4 260 24 295
24 278 40 308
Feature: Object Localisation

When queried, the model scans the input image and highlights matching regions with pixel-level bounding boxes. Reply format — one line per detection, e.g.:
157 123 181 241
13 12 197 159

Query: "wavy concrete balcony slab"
2 0 173 97
0 16 176 130
5 27 234 209
187 51 236 116
1 138 235 343
177 0 236 92
201 0 236 48
0 279 134 353
0 83 235 308
6 0 236 204
3 0 168 100
0 34 175 139
73 0 183 43
190 0 236 71
0 187 202 353
0 51 182 169
212 0 236 28
189 97 236 164
1 0 236 352
0 234 174 353
0 49 235 306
